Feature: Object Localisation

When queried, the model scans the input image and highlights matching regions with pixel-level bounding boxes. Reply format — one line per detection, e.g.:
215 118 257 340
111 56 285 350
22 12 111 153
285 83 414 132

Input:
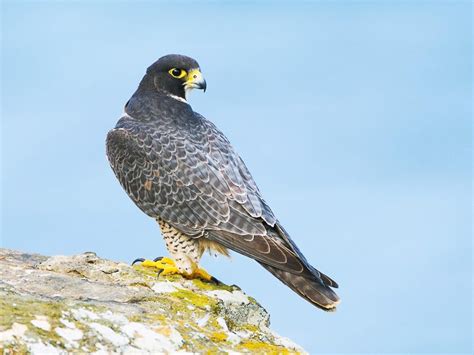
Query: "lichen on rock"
0 248 305 354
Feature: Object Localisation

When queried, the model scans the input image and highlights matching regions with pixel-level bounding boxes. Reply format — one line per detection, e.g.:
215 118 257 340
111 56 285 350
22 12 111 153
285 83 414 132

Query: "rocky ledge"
0 248 304 354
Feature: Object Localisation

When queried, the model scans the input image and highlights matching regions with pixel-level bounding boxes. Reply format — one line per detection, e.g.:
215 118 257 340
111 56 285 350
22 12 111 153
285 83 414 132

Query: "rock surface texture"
0 248 305 354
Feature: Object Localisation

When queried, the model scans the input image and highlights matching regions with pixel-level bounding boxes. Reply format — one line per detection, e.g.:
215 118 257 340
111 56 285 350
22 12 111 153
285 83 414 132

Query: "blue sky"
1 1 472 353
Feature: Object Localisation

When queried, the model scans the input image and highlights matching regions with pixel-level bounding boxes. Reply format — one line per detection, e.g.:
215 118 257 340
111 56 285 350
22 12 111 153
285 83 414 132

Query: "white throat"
168 93 187 103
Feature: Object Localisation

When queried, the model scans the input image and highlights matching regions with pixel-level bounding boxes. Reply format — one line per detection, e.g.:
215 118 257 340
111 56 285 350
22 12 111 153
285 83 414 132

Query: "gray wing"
106 114 276 237
107 113 339 309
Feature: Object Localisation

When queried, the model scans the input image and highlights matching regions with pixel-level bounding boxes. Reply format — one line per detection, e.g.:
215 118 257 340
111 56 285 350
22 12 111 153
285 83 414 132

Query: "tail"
206 222 340 311
259 262 340 311
264 223 340 311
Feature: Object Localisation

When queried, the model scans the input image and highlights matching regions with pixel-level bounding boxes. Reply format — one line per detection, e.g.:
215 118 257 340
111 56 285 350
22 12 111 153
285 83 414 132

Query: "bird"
106 54 340 311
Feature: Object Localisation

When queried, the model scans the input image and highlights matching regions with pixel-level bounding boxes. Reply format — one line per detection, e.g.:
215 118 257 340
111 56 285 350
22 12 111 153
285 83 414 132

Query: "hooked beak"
184 68 207 92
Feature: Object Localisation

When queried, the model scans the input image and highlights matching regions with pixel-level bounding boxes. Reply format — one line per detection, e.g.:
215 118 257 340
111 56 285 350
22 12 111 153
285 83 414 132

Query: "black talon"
156 269 164 277
210 276 224 285
153 256 164 262
132 258 145 265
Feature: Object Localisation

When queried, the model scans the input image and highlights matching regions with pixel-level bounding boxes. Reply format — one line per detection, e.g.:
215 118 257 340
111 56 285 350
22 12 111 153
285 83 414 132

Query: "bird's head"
140 54 206 101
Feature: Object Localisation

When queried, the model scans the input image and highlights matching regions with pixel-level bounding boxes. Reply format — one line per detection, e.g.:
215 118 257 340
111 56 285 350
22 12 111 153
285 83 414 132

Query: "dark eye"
168 68 187 79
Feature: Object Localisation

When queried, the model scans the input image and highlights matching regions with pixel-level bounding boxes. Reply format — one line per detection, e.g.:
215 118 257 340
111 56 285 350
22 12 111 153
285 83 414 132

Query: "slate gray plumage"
106 54 340 310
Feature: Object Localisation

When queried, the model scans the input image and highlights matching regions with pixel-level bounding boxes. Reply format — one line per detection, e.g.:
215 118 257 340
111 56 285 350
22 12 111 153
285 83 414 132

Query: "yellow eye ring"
168 68 187 79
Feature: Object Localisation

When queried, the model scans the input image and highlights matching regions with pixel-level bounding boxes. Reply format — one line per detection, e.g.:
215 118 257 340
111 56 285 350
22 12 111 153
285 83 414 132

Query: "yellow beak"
184 68 207 92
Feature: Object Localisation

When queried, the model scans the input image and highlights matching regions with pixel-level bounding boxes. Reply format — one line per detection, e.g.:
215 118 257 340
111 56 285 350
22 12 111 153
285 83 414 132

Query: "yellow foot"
140 257 179 276
190 267 213 282
137 257 215 282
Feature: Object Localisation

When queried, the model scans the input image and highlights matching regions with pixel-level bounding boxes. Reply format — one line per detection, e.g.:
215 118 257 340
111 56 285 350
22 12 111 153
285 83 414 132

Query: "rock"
0 248 305 354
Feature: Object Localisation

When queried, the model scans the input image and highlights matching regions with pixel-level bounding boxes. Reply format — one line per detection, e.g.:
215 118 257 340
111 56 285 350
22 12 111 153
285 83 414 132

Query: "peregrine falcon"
106 54 340 311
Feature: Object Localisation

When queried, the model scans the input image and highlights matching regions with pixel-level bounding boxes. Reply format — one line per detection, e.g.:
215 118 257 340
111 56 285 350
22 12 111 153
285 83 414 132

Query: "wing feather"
106 114 276 237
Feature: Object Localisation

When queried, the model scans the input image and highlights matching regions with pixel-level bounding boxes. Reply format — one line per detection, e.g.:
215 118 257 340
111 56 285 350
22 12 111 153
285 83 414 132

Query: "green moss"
0 293 121 353
247 296 260 304
190 278 234 292
128 312 167 324
161 274 186 282
0 292 63 330
238 340 296 354
132 264 162 278
209 331 228 342
230 322 259 333
170 288 217 309
0 293 67 350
